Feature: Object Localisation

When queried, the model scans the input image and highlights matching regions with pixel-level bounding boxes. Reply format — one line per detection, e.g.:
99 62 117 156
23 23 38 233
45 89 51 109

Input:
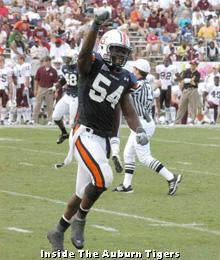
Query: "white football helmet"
98 29 131 68
63 49 78 65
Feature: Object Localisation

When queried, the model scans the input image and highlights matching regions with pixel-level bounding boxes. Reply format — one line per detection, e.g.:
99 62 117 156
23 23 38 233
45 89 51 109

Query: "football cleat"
71 217 86 249
47 227 64 252
112 155 123 173
56 133 69 144
54 163 65 169
112 184 133 193
167 174 182 195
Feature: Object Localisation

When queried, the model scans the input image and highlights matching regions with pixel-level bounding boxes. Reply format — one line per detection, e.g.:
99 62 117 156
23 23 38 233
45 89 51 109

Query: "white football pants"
124 117 156 167
52 94 78 126
73 128 113 199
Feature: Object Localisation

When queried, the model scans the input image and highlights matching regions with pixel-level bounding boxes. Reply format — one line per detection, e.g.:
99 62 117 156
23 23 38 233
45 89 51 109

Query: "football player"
156 58 179 124
13 54 31 124
0 55 13 124
52 49 78 144
112 59 182 194
203 76 220 124
47 10 148 251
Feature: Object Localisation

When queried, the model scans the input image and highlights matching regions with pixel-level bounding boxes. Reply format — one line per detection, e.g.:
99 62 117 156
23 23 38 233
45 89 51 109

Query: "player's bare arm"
111 104 121 137
78 10 109 75
121 94 148 146
120 93 142 132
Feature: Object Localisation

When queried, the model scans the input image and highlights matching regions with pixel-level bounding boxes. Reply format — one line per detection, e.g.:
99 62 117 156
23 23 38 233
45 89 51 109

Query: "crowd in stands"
0 0 219 126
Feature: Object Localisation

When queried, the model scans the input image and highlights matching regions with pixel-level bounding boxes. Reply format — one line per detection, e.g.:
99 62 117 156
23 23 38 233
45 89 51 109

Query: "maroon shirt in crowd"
35 66 58 88
165 21 179 33
147 15 160 28
33 28 48 40
197 0 210 10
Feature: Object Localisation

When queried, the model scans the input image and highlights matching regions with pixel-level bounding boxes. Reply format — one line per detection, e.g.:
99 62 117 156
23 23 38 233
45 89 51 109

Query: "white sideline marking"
177 161 192 166
6 227 32 233
1 189 220 236
1 145 220 177
169 167 220 177
153 138 220 148
150 223 204 227
0 137 23 142
91 225 118 233
19 162 33 167
208 137 220 140
0 145 65 156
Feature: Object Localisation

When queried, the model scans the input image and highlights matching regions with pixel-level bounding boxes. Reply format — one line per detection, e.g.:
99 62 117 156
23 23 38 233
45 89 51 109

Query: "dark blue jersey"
77 53 137 137
59 64 78 96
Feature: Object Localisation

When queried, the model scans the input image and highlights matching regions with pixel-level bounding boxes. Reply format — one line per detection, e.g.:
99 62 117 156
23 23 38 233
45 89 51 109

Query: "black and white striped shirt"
131 79 154 117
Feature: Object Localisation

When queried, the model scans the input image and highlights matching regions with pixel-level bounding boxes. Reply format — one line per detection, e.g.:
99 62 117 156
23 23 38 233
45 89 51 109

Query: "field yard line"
149 223 204 227
1 189 220 236
207 137 220 140
1 145 219 177
0 145 65 156
19 162 33 167
91 225 118 232
169 167 220 177
153 138 220 148
120 135 220 148
6 227 32 233
177 161 192 166
0 137 23 142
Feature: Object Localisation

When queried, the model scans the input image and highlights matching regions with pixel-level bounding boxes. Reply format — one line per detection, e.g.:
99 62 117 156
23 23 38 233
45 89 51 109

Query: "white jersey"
0 67 12 90
207 85 220 105
146 73 155 86
204 72 220 90
156 64 176 90
172 85 182 98
13 62 31 86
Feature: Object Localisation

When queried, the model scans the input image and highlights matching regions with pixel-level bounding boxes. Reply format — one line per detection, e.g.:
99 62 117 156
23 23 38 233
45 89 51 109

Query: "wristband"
91 21 101 32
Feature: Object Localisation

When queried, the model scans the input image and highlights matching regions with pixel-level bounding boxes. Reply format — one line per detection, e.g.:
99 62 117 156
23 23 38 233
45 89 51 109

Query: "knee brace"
85 183 106 202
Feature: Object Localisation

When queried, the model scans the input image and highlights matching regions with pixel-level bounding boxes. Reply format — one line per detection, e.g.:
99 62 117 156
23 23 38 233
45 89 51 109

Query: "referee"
175 60 201 124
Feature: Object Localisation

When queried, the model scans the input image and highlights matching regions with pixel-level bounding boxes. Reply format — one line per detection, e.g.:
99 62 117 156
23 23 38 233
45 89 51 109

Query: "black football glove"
94 10 110 25
92 10 110 31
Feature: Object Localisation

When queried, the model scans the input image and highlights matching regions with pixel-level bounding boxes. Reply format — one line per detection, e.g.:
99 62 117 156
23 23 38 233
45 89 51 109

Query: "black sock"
57 216 70 232
54 120 67 135
76 205 89 220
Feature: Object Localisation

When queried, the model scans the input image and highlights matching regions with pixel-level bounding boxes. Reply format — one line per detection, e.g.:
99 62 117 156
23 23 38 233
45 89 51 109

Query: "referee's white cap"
133 59 151 73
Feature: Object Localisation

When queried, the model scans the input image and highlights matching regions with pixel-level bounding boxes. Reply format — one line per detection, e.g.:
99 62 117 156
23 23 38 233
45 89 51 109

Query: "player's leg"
164 86 172 123
135 120 181 195
113 132 135 192
170 103 178 123
47 164 87 252
0 90 8 124
21 89 31 123
52 95 69 144
15 88 23 124
71 131 113 249
110 136 123 173
213 105 218 123
68 96 78 127
207 101 217 124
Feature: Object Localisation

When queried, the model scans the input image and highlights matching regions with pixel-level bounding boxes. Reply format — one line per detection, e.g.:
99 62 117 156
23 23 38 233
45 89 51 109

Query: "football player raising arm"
47 10 148 251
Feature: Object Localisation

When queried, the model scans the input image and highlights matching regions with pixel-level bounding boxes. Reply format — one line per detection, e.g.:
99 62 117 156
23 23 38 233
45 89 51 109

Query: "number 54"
89 73 124 109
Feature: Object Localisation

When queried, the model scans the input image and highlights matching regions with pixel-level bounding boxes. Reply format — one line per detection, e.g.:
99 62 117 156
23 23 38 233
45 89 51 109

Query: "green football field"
0 125 220 260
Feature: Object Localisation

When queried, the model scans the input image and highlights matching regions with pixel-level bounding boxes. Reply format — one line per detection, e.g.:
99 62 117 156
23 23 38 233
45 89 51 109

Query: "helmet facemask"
103 45 131 68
